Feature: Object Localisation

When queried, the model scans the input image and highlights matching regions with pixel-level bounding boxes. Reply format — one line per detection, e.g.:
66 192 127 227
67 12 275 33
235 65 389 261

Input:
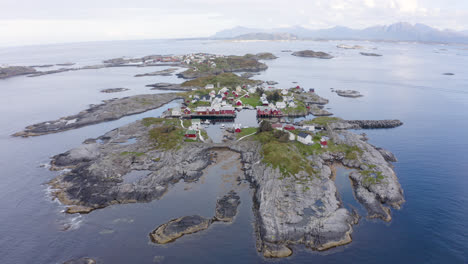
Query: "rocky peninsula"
13 93 182 137
134 68 178 77
0 66 37 79
292 50 334 59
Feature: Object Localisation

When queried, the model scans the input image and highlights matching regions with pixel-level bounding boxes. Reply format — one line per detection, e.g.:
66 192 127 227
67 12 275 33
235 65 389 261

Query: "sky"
1 0 468 47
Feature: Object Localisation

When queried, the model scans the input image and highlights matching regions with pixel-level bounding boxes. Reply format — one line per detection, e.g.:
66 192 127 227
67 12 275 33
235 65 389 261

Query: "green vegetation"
361 169 385 186
149 124 185 150
120 151 145 157
181 73 257 88
200 129 209 140
142 117 165 127
255 131 317 177
282 100 307 115
240 94 261 107
182 119 191 128
236 127 258 139
303 116 342 126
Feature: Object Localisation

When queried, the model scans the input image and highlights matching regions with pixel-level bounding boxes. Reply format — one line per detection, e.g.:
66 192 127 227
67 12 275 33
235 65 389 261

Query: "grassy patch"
240 94 262 107
148 121 185 150
236 127 258 139
120 151 145 157
181 73 257 88
142 117 165 127
361 169 385 186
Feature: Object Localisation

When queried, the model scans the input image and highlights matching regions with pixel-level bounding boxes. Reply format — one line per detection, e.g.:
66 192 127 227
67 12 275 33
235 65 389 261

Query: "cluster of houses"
181 53 226 68
270 123 329 147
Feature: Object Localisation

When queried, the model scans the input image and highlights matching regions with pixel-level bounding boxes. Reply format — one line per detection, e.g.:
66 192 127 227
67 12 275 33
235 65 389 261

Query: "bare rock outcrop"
150 215 212 244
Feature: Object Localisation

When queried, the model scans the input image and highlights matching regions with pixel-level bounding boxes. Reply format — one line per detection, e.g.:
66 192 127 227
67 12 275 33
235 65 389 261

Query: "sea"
0 39 467 263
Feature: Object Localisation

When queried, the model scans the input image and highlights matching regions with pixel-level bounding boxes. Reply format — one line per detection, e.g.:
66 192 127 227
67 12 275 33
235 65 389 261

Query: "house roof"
298 132 310 138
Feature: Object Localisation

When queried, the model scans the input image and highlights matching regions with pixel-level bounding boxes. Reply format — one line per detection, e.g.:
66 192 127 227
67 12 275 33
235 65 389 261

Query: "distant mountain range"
212 22 468 44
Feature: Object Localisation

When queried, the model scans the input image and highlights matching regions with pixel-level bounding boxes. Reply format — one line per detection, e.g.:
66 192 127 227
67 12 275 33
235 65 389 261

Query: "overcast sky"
1 0 467 47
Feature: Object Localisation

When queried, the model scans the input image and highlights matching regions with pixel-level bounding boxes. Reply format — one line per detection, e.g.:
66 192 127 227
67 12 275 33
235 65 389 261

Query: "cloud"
0 0 467 46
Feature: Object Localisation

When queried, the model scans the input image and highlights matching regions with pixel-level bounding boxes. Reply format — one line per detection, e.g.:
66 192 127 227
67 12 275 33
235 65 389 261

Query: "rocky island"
333 89 363 98
360 52 382 57
292 50 334 59
14 53 405 259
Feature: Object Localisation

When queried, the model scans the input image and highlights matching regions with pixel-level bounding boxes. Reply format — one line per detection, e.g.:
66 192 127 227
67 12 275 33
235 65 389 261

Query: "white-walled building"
297 132 313 145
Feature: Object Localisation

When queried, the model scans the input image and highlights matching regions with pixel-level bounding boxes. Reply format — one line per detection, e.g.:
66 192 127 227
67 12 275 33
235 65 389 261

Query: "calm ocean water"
0 39 467 263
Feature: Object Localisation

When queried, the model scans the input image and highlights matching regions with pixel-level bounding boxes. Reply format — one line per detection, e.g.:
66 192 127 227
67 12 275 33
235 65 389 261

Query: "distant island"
211 22 468 44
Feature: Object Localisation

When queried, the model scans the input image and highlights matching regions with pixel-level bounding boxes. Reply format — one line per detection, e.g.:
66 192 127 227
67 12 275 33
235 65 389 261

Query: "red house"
185 130 197 138
235 128 242 133
320 141 328 146
284 125 295 131
236 100 243 106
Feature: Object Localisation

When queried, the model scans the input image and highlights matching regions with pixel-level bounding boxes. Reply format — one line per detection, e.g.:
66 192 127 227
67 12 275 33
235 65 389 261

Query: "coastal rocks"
28 68 74 77
295 92 329 105
346 120 403 129
360 52 382 57
149 191 241 244
376 147 398 162
292 50 333 59
443 72 455 75
48 120 214 213
63 258 96 264
135 68 178 77
262 243 292 258
266 81 278 85
214 190 241 222
310 105 333 116
150 215 212 244
56 62 76 66
13 93 182 137
146 83 199 91
333 130 405 221
334 89 363 98
0 66 37 79
100 88 130 93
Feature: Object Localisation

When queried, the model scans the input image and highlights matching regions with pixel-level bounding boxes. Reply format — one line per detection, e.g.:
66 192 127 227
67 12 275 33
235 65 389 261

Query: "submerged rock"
63 257 96 264
292 50 333 59
149 215 212 244
100 88 130 93
360 52 382 57
214 191 241 222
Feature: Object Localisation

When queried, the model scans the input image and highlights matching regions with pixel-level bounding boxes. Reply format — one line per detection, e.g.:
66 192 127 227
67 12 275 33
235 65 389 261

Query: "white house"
219 87 229 94
281 89 289 96
303 125 315 132
205 84 215 89
236 86 242 93
276 101 287 109
248 87 257 94
171 107 181 117
288 101 296 108
191 119 201 129
297 132 313 145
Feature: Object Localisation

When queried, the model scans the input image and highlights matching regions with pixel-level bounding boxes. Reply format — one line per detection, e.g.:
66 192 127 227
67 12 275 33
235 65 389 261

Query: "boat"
204 120 210 124
221 124 225 128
